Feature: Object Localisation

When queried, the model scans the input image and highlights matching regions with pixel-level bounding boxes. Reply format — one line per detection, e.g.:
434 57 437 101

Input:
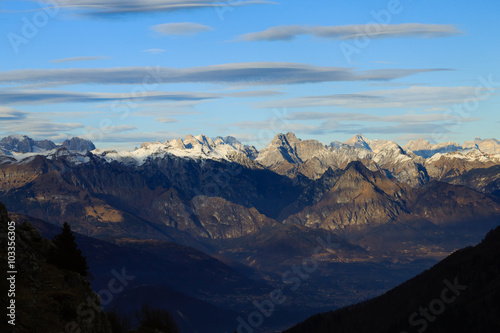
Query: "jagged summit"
219 135 239 146
61 137 96 151
344 134 372 150
183 134 215 148
255 132 305 166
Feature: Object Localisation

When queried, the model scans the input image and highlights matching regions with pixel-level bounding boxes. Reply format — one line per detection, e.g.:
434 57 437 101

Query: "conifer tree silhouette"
49 222 89 277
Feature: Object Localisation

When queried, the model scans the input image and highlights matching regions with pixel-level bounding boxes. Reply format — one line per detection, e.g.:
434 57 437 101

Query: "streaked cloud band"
30 0 275 16
238 23 462 41
0 63 449 86
151 22 212 35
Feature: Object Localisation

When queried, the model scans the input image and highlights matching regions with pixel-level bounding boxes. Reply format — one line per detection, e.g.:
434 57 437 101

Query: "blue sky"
1 0 499 149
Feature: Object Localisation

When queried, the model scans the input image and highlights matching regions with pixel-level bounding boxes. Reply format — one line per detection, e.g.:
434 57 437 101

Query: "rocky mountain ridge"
2 133 498 191
1 147 499 244
0 132 499 243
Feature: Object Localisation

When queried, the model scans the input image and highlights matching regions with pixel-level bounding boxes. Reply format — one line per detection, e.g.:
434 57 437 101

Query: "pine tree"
49 222 90 277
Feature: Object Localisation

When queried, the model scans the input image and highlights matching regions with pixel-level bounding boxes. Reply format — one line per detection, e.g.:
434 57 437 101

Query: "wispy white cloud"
372 61 399 64
156 117 178 123
257 86 492 109
127 101 204 114
367 82 425 87
0 89 218 105
0 106 27 121
28 0 276 16
393 133 442 144
0 88 283 106
222 90 284 97
0 115 84 139
0 107 143 143
283 112 479 123
0 63 449 87
231 112 476 127
423 107 448 112
237 23 462 41
226 132 259 142
85 124 137 133
229 110 479 137
49 56 108 63
151 22 212 35
334 123 455 135
142 48 166 54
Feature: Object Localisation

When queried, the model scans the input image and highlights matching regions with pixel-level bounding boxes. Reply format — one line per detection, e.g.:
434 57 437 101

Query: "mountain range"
2 133 499 189
1 133 499 238
1 133 500 332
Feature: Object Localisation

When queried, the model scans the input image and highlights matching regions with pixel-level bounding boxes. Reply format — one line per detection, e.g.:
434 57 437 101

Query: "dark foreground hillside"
285 223 500 333
0 201 112 333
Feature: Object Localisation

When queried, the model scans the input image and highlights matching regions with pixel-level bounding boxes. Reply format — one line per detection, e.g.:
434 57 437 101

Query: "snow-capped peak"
95 135 257 166
166 138 186 149
195 134 215 147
